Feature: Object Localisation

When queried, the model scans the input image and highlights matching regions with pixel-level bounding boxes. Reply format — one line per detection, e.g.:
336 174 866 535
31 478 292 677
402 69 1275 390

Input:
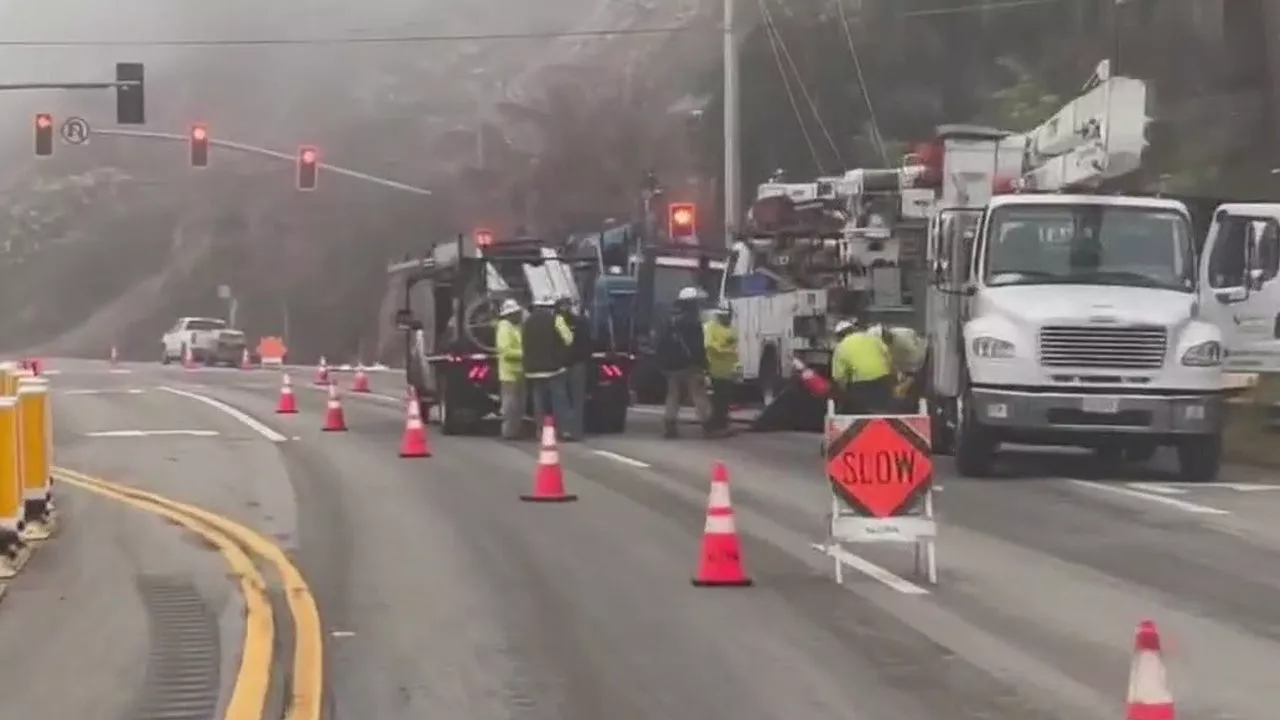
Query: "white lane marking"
61 388 146 396
1126 482 1187 495
591 449 651 468
330 630 356 638
809 542 930 595
108 369 132 374
1069 479 1230 515
85 429 220 438
159 386 288 443
1143 482 1280 492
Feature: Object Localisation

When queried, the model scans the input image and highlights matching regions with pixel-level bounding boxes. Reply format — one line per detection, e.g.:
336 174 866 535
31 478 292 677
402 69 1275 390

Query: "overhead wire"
757 0 844 167
757 8 824 174
834 0 888 166
0 25 699 48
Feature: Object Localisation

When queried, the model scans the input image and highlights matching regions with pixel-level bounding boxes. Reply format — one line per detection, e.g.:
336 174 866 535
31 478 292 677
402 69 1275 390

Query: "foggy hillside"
0 0 706 363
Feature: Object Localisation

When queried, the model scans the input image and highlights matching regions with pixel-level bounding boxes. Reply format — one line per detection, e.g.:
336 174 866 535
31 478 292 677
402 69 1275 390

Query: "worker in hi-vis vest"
703 302 738 431
830 318 896 414
495 298 526 439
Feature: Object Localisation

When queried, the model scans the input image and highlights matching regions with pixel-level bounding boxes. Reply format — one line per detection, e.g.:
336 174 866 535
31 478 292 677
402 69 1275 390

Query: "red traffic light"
34 114 54 157
190 125 207 141
297 146 319 191
35 114 52 130
189 123 209 168
668 202 696 239
474 228 494 247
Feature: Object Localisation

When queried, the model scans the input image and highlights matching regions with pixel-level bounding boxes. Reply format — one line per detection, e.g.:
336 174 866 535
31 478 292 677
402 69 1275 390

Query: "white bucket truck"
924 71 1260 480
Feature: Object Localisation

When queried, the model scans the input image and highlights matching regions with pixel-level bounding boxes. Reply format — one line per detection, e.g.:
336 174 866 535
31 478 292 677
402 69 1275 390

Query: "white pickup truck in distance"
161 317 246 366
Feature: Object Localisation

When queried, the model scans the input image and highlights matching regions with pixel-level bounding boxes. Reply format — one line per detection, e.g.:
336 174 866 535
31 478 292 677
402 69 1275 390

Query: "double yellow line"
54 467 323 720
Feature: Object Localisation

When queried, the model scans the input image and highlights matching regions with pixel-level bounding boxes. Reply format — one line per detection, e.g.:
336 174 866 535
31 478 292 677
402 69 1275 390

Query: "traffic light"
296 146 318 191
668 202 696 241
115 62 146 125
474 228 494 247
34 114 53 157
189 124 209 168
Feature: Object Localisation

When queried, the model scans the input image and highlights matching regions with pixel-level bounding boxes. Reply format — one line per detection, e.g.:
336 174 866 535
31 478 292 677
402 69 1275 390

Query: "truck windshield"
185 319 226 331
984 204 1195 292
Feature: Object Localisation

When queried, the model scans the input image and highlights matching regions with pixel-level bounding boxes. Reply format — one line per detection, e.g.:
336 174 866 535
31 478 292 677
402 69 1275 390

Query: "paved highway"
5 357 1280 719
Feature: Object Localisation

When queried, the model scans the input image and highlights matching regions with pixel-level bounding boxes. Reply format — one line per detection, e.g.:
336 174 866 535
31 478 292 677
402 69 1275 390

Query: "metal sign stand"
821 399 938 585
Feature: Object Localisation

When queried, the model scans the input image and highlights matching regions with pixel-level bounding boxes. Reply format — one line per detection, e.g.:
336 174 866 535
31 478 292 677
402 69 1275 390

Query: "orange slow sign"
256 336 287 362
825 416 932 518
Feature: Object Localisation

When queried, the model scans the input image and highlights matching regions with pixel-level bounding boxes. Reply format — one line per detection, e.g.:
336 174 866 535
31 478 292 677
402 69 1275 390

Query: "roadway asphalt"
5 357 1280 719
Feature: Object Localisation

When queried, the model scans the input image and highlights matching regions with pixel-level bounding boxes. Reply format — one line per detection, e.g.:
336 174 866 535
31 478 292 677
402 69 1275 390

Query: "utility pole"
722 0 741 247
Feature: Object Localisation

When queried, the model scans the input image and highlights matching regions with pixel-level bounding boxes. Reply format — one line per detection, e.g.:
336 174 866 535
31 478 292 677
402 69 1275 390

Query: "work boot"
662 421 679 439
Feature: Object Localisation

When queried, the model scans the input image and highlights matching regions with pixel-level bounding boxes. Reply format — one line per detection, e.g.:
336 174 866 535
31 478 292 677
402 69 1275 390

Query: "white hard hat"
532 294 556 307
499 299 523 316
677 286 701 301
834 320 855 335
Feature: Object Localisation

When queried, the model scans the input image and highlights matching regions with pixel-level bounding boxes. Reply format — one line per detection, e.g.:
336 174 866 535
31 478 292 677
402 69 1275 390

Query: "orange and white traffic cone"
321 382 347 431
276 373 298 414
239 347 253 370
520 417 576 502
398 394 430 457
351 366 371 393
792 357 831 398
1126 620 1174 720
182 345 196 370
314 356 329 386
691 461 752 586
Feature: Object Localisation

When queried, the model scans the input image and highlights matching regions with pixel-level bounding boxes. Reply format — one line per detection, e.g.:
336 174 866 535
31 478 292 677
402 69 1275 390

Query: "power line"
758 4 823 173
758 0 843 167
900 0 1061 18
0 25 700 48
835 0 887 166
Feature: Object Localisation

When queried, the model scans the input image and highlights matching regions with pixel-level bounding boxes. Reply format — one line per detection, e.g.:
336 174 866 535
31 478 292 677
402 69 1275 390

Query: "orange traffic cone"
182 345 196 370
351 366 371 393
691 461 752 586
520 417 576 502
1126 620 1174 720
314 356 329 386
399 394 430 457
321 382 347 431
239 347 253 370
792 357 831 398
276 373 298 414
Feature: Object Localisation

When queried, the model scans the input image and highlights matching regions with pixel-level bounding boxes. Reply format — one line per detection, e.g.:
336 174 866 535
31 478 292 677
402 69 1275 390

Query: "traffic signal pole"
89 128 433 196
722 0 741 246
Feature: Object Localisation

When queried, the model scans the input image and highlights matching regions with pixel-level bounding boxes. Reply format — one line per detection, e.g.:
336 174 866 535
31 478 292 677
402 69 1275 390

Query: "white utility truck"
923 68 1262 481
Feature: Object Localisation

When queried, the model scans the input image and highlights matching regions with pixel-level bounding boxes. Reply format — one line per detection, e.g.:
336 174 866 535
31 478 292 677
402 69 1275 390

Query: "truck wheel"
161 346 171 365
954 392 996 477
928 396 955 455
1124 442 1158 464
1176 433 1222 482
438 380 464 435
591 400 627 434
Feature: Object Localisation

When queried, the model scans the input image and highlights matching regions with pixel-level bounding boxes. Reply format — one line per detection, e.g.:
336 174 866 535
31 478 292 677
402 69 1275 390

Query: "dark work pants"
836 376 897 415
709 378 733 429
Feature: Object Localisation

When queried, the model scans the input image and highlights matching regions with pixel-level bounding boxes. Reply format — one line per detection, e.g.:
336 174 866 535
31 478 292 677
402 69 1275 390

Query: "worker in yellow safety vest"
703 303 738 431
830 318 896 414
495 298 526 439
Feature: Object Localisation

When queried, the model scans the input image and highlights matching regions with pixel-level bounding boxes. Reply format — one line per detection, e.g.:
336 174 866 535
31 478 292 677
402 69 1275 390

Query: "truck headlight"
971 336 1016 359
1181 341 1223 367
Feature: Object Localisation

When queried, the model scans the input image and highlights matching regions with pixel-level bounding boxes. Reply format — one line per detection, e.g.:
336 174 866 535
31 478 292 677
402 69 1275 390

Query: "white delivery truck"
921 70 1267 481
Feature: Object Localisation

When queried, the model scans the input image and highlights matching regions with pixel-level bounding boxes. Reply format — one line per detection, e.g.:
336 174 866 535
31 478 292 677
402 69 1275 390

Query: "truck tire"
1176 433 1222 482
592 402 628 434
438 379 466 436
954 391 996 477
161 345 171 365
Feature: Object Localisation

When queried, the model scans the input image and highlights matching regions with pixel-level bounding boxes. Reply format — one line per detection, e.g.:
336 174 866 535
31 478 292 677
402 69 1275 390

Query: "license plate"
1082 396 1119 414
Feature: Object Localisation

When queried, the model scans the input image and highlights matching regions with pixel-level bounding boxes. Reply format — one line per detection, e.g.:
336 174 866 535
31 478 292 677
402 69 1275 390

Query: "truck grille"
1038 325 1168 369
